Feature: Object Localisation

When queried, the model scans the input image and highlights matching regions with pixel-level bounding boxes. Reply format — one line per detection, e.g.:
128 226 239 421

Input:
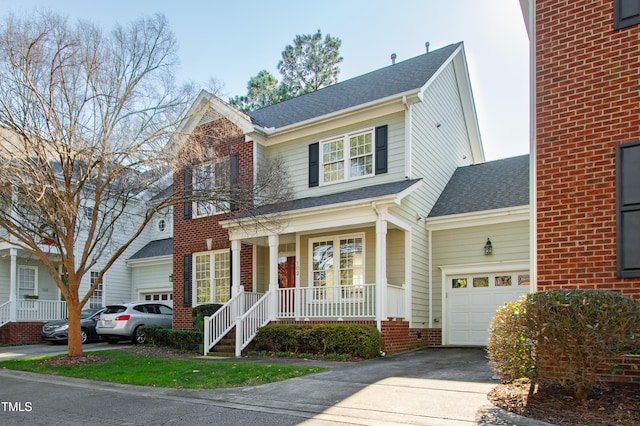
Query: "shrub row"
488 289 640 399
192 303 223 331
140 325 202 352
252 323 382 359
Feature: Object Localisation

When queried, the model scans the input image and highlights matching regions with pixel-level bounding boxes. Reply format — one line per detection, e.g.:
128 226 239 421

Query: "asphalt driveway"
0 345 552 425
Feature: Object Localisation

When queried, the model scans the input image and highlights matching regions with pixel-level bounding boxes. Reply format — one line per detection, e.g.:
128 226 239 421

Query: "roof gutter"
251 88 422 137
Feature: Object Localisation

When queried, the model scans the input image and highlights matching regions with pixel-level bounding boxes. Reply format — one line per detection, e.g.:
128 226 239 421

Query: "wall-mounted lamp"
169 274 173 283
484 238 493 255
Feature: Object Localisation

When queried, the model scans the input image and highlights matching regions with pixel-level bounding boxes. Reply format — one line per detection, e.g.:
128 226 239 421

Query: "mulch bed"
488 380 640 425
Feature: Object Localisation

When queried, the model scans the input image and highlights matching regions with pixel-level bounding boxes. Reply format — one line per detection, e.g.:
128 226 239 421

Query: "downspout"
403 96 413 179
428 228 433 329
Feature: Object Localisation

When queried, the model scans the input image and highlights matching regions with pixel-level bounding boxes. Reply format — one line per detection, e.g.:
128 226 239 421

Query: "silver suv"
96 301 172 344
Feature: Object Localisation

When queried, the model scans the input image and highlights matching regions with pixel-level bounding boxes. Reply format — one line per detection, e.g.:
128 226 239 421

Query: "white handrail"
0 300 10 328
203 289 265 356
277 284 377 319
235 291 273 357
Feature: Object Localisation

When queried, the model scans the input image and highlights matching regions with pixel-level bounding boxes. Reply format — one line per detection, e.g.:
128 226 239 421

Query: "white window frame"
192 156 230 218
320 128 375 186
192 249 231 305
18 265 38 300
308 233 365 300
89 271 103 308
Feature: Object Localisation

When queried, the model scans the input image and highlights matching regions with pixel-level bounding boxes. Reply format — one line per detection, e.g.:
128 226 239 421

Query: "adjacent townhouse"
0 172 175 344
172 42 532 355
519 0 640 297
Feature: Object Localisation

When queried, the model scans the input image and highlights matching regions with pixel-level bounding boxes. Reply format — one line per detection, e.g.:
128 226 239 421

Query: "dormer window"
321 128 374 185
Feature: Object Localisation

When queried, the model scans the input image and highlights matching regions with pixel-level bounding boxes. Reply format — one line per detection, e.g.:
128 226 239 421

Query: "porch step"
207 330 236 357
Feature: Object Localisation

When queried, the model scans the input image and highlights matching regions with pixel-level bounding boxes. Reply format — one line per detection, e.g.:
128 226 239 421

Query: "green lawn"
0 350 324 389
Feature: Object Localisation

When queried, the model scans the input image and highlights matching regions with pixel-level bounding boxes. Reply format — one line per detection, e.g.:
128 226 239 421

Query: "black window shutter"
229 153 240 211
617 141 640 277
375 125 388 175
182 165 192 219
309 142 319 187
182 254 192 307
615 0 640 29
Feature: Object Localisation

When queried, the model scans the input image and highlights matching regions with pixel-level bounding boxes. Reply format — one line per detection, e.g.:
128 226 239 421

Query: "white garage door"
446 271 530 346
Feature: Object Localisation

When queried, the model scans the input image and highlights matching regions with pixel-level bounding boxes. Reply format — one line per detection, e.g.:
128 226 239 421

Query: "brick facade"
536 0 640 297
173 117 254 330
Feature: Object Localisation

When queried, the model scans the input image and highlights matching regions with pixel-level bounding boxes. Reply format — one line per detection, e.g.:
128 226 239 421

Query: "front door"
278 256 296 314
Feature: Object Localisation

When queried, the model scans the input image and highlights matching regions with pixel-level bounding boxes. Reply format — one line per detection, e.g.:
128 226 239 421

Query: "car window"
133 305 146 313
80 310 95 319
104 306 126 314
158 305 173 315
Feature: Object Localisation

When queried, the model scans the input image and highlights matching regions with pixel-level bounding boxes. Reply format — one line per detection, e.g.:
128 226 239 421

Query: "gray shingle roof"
231 179 422 219
128 238 173 260
247 43 462 129
428 155 529 218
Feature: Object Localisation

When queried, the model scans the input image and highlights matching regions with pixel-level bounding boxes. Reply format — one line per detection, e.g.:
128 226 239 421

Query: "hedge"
252 323 382 359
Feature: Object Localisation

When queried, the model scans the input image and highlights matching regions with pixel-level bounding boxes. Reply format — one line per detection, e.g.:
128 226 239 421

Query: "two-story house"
172 41 532 355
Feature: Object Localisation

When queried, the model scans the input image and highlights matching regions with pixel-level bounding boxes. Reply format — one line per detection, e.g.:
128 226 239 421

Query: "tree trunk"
66 302 84 357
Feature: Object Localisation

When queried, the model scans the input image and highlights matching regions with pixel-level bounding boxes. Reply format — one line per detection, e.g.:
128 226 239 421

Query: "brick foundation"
274 319 441 354
0 322 45 344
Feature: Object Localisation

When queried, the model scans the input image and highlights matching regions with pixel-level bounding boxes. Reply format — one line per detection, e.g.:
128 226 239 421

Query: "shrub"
252 323 382 359
191 303 223 332
488 289 640 399
140 325 203 352
487 295 537 382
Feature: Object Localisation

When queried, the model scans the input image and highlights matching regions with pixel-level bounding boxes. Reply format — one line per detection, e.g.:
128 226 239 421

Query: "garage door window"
495 276 512 287
452 278 467 288
473 277 489 288
452 272 528 290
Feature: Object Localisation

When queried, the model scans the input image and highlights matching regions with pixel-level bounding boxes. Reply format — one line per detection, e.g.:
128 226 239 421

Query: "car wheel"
81 329 88 344
106 338 119 345
132 326 146 344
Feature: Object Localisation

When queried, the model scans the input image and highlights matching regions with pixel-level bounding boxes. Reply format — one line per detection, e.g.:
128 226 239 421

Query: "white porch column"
9 248 17 321
375 212 388 331
268 234 279 320
231 239 242 295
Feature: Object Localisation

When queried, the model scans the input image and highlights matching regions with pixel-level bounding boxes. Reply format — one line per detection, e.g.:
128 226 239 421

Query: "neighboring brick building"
521 0 640 297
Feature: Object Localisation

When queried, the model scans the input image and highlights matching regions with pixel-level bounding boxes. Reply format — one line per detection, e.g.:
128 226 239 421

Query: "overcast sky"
1 0 530 161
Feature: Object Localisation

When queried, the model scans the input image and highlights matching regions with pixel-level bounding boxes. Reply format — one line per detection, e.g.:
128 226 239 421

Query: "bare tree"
0 12 293 357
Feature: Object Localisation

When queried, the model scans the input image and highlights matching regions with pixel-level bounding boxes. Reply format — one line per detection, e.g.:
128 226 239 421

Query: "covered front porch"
204 180 419 356
0 245 67 341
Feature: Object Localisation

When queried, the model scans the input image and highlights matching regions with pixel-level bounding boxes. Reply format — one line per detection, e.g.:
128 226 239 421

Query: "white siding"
130 262 173 300
431 220 530 325
394 61 478 326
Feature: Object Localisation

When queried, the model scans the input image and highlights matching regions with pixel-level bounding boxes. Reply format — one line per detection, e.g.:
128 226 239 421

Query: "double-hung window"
193 250 231 304
89 271 103 308
192 157 230 217
321 129 374 185
18 265 37 299
310 234 364 300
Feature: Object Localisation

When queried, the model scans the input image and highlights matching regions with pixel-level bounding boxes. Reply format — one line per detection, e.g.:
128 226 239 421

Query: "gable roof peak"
248 42 463 129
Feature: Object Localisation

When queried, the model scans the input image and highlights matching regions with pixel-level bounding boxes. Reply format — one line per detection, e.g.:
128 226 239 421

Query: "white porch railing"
235 291 273 357
277 283 377 319
203 288 264 355
386 284 405 319
0 300 10 327
16 300 68 322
